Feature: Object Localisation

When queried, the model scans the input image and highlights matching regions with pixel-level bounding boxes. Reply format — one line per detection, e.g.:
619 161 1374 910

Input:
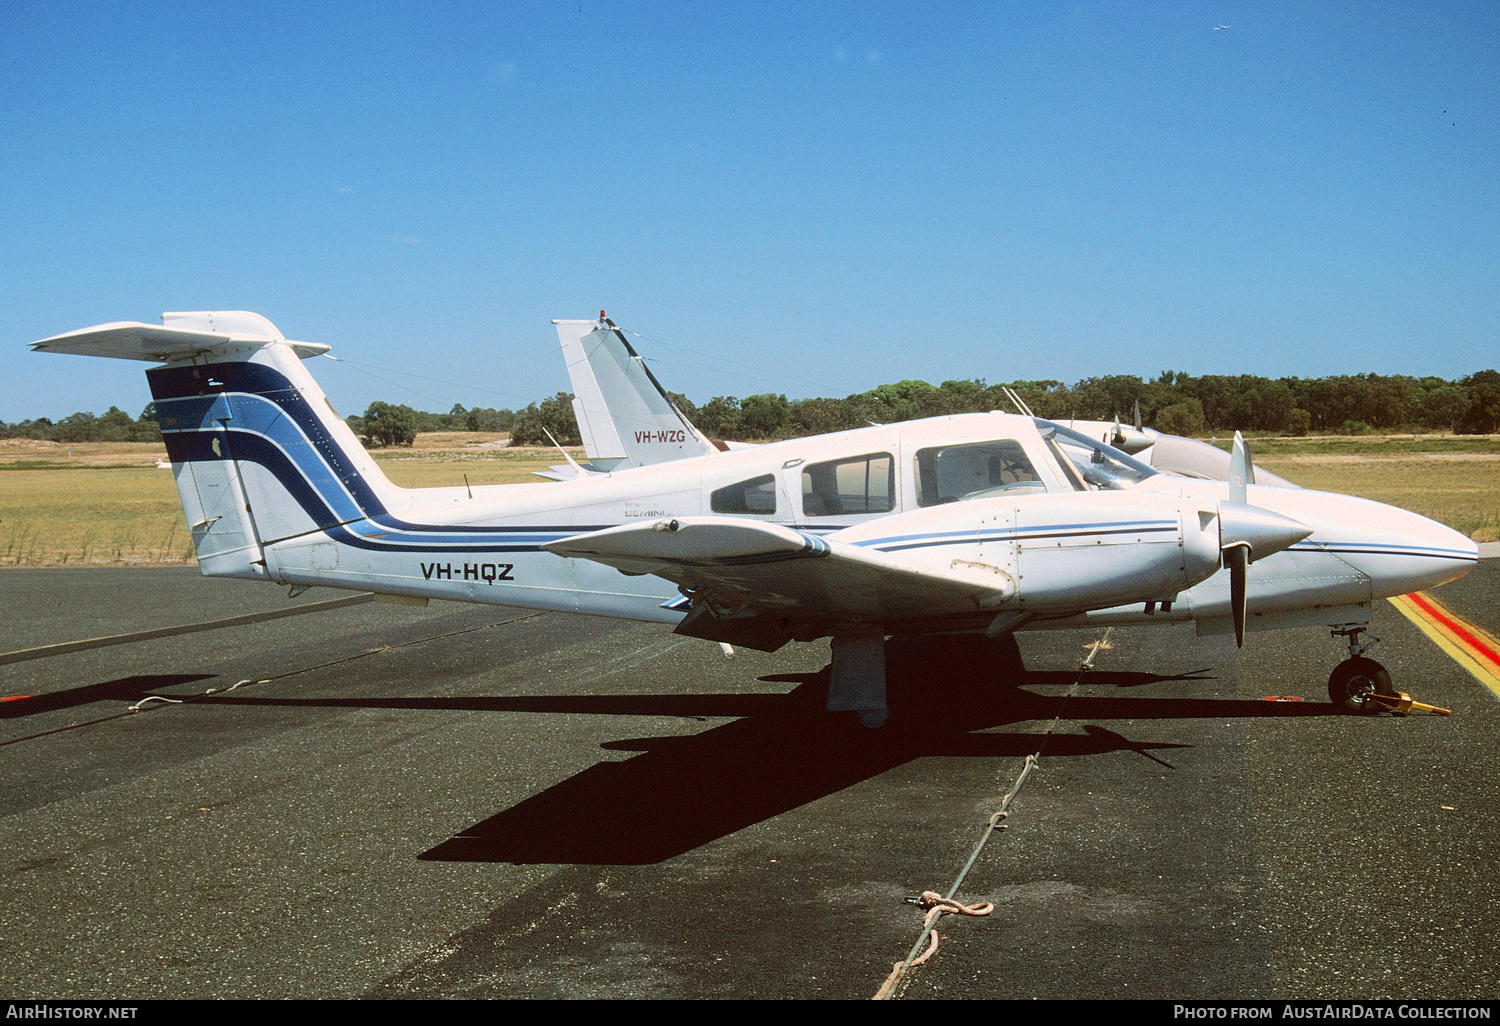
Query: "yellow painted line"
1387 593 1500 699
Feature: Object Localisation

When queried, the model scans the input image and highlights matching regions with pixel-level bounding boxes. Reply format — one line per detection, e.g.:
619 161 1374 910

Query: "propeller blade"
1134 399 1143 432
1216 499 1310 649
1225 543 1249 647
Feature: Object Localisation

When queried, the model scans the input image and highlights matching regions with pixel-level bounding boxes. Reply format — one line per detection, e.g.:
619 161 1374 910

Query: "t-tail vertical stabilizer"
30 311 410 580
553 313 718 472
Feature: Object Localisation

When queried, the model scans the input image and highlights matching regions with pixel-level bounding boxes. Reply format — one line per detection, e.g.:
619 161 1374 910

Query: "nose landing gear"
1328 626 1391 715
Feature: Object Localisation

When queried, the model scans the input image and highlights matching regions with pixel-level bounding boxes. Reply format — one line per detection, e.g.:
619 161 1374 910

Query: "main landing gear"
829 633 889 728
1327 626 1392 715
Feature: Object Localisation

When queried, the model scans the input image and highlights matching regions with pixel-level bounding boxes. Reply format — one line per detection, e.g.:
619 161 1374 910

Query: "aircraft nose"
1361 507 1479 596
1422 517 1480 577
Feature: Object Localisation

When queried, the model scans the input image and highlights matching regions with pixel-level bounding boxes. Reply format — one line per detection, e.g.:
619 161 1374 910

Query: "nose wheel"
1327 625 1393 714
1328 656 1392 715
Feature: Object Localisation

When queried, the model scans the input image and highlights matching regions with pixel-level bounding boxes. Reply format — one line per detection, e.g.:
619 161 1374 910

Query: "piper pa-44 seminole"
32 311 1478 727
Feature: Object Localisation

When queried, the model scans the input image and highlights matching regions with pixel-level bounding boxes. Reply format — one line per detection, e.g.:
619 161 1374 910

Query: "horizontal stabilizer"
543 517 1014 622
30 311 330 362
532 463 602 482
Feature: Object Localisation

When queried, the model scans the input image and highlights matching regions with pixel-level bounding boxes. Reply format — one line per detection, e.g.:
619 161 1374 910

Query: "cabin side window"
710 474 778 515
914 439 1045 506
800 453 894 517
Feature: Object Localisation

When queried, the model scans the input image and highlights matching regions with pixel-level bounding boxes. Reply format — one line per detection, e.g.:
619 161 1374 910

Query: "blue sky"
3 1 1497 422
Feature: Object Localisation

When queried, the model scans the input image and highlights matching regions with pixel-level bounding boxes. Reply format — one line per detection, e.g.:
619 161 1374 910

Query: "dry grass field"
0 434 572 566
0 432 1494 567
1244 433 1500 543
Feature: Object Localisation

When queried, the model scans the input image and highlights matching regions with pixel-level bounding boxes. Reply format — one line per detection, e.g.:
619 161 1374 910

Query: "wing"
543 517 1014 627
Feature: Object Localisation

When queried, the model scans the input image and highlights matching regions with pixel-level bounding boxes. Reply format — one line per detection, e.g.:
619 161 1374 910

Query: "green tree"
55 412 99 443
96 406 136 442
695 396 743 439
509 392 581 446
464 406 515 433
134 404 163 442
1000 379 1072 420
1459 370 1500 434
360 401 419 447
862 379 936 422
788 397 853 437
739 393 791 439
1420 387 1468 433
1071 375 1149 422
1154 399 1206 436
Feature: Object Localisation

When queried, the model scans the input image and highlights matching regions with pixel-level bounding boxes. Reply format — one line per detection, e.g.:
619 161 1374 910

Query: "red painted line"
1406 592 1500 672
1 695 31 702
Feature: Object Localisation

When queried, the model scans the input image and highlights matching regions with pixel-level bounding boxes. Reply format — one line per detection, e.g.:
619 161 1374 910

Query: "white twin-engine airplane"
32 311 1478 727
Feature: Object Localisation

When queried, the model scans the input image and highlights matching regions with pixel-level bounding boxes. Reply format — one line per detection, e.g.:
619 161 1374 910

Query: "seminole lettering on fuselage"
634 429 688 444
419 561 515 583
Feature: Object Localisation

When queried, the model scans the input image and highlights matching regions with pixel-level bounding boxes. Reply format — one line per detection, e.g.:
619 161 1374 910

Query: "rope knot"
875 892 996 999
916 891 994 920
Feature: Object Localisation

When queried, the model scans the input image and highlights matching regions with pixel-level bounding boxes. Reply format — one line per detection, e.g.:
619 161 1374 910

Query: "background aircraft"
32 311 1477 727
552 314 1300 488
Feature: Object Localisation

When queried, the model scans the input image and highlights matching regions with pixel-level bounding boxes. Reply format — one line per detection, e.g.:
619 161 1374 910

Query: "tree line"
0 401 521 447
569 370 1500 445
4 369 1496 447
0 405 164 443
344 396 587 447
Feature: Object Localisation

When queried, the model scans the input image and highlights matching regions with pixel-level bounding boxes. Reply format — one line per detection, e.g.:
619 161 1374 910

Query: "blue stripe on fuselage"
164 425 603 551
151 365 388 516
854 520 1178 553
153 364 616 541
1288 541 1477 562
162 430 351 530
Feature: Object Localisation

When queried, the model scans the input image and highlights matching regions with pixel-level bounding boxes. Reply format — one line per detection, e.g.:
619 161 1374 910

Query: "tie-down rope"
873 629 1112 1000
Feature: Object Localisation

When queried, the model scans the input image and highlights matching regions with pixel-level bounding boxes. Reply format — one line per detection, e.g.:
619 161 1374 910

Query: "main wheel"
1327 657 1392 715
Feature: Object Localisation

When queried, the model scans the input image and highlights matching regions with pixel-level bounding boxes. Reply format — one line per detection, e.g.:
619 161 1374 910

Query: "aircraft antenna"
541 427 586 475
1001 386 1035 418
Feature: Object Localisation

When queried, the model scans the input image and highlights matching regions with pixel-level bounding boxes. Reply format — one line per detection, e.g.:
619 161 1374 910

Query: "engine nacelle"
834 490 1230 614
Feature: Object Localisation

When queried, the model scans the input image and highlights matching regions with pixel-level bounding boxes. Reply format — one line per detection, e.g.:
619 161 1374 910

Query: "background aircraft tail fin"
32 312 407 579
553 315 718 471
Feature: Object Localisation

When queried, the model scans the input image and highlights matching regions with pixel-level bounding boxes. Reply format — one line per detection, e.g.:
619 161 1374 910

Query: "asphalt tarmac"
1 563 1496 1000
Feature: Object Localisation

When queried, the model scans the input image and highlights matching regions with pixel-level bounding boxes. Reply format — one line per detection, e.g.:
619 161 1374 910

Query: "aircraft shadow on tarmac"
1 674 212 719
243 634 1349 865
179 637 1341 865
417 639 1343 864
